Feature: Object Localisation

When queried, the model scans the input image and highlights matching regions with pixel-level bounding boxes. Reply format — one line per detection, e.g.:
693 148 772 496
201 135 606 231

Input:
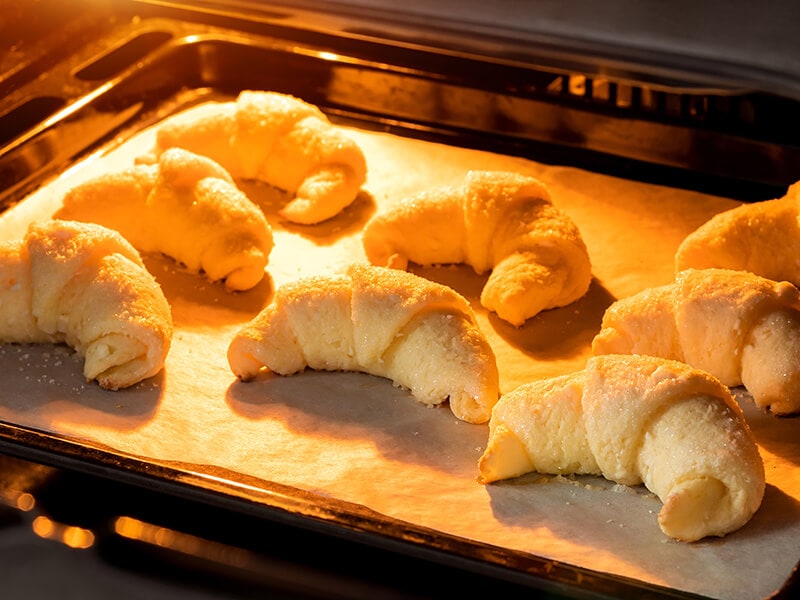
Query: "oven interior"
1 1 799 599
4 0 800 210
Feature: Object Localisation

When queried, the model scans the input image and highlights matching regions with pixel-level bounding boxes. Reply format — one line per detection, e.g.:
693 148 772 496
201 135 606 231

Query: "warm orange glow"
114 515 174 548
114 516 252 569
31 515 95 549
16 492 35 512
31 515 54 538
0 490 36 512
114 515 146 539
61 525 95 549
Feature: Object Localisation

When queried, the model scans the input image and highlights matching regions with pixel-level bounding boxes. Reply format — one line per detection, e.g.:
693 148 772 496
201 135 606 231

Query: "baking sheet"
0 97 798 599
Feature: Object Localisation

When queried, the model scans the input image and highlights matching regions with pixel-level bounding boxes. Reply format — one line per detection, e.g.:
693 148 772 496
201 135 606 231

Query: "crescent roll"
0 220 173 389
140 91 368 225
478 354 765 542
361 170 592 326
592 267 800 415
227 263 499 424
57 147 273 291
675 181 800 285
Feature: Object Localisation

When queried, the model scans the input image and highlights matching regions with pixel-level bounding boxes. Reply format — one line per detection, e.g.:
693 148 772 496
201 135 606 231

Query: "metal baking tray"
1 9 798 600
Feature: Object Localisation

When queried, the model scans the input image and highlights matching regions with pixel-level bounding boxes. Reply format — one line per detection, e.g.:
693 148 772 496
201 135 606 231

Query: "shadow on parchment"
238 181 377 246
409 263 616 362
0 342 163 431
225 368 488 479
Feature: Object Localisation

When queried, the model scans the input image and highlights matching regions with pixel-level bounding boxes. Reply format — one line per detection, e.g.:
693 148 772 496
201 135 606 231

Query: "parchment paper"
0 106 798 600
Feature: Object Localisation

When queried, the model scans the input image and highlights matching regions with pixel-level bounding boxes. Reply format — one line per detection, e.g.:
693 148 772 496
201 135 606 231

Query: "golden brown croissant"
478 354 765 542
361 170 592 326
675 181 800 284
140 91 368 225
0 220 173 389
56 147 273 291
227 263 499 423
592 267 800 415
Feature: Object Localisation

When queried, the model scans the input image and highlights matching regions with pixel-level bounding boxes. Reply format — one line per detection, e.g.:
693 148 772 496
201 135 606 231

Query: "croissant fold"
592 267 800 415
675 180 800 285
361 170 592 326
478 354 765 542
227 263 500 423
0 220 173 389
57 147 273 291
140 91 368 225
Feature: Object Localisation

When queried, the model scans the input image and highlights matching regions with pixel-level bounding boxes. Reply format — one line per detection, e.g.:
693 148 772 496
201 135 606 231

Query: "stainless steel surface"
128 0 800 100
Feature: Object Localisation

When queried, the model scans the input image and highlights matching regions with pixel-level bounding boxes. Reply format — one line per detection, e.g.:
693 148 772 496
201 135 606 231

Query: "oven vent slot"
546 73 797 145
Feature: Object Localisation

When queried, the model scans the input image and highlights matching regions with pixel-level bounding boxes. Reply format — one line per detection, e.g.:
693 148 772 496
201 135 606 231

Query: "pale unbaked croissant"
478 354 765 542
675 181 800 284
140 91 367 225
56 147 273 291
592 267 800 415
227 263 499 423
0 220 173 389
361 170 592 326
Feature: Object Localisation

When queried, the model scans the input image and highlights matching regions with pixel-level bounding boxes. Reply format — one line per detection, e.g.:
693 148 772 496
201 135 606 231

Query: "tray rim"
0 418 714 600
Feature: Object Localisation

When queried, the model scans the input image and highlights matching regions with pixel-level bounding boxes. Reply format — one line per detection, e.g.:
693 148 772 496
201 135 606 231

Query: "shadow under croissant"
224 369 488 477
737 388 800 463
487 279 614 359
411 263 614 360
0 342 162 428
238 182 377 243
482 472 799 548
141 254 274 327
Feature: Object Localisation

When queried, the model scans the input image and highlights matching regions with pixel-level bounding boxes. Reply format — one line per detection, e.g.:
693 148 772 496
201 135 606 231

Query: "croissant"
227 263 500 423
56 147 273 291
140 91 368 225
361 170 592 326
0 220 173 389
675 181 800 285
591 267 800 415
478 354 765 542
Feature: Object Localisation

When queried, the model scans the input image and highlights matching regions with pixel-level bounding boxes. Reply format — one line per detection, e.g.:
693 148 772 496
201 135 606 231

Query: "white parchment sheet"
0 109 798 600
